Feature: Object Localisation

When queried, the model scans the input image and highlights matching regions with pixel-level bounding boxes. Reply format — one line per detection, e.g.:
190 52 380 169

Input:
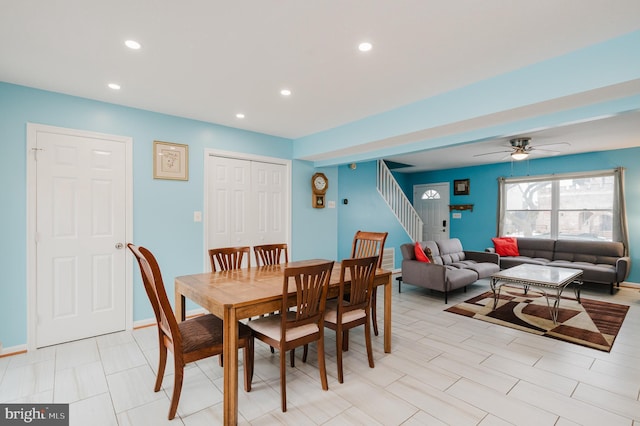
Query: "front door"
29 124 131 348
414 182 450 241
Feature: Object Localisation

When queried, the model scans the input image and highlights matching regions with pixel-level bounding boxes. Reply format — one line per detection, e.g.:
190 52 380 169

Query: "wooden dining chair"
247 260 334 412
128 243 254 420
208 246 251 271
351 230 388 336
253 243 289 266
323 256 378 383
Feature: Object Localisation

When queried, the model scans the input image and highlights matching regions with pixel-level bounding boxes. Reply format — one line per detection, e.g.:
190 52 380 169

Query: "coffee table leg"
551 291 560 324
490 278 502 310
573 280 582 303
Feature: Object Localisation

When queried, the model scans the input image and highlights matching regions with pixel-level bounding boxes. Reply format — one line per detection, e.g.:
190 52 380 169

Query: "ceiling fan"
474 137 570 161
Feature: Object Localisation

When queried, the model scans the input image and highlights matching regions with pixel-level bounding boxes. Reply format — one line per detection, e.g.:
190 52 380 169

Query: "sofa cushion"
500 256 551 269
435 238 466 265
462 261 500 279
445 267 478 290
512 238 556 260
414 243 430 263
553 240 624 266
547 260 617 283
423 241 442 264
492 237 519 256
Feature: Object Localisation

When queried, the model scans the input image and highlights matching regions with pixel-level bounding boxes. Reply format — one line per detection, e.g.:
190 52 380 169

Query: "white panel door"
206 154 288 268
414 183 450 242
35 130 127 347
207 156 252 249
252 161 287 246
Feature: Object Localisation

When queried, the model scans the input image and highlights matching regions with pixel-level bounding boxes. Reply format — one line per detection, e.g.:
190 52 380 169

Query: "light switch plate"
194 211 202 222
452 212 462 219
328 200 336 208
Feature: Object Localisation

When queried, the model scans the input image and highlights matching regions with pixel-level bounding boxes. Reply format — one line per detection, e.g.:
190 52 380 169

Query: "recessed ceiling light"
108 83 121 90
236 113 245 119
358 42 372 52
125 40 141 50
280 89 292 97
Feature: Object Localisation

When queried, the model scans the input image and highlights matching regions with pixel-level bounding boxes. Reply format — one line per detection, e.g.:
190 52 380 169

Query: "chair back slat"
340 256 378 312
282 261 334 332
208 246 250 271
351 230 388 268
254 243 289 266
128 244 181 348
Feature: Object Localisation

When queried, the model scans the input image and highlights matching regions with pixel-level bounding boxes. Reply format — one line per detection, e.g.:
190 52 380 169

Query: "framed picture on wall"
453 179 470 195
153 140 189 180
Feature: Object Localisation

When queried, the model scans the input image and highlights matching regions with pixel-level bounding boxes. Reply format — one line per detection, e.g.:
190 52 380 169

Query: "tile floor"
1 277 639 425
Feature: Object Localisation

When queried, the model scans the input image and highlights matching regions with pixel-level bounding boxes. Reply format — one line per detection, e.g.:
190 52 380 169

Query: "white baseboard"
0 344 27 357
132 317 157 329
133 308 208 329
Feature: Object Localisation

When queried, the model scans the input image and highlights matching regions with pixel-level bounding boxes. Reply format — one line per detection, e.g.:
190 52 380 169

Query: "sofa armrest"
616 256 631 282
485 247 496 253
465 250 499 265
401 259 447 292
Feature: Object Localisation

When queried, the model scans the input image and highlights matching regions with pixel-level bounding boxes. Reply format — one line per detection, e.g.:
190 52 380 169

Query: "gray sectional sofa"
399 238 500 303
487 237 630 294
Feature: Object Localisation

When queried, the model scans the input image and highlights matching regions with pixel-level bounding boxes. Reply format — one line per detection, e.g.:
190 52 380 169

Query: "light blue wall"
337 162 411 267
291 162 339 261
0 82 339 348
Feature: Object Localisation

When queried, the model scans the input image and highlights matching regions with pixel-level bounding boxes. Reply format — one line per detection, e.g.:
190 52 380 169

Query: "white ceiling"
385 108 640 172
2 0 640 169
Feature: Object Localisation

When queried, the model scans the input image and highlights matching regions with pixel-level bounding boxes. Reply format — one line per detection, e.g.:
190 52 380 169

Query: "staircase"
376 160 423 242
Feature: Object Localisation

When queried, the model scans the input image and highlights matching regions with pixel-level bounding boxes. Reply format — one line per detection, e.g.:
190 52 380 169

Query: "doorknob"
115 243 124 249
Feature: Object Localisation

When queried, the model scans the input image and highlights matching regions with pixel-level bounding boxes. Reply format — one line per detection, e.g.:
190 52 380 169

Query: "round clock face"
314 175 327 191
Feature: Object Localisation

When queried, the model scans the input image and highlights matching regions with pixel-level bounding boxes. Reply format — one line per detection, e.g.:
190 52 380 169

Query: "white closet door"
207 156 252 249
252 161 287 245
206 155 288 268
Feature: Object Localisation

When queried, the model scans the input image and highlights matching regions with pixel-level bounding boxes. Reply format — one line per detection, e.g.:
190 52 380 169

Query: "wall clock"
311 172 328 208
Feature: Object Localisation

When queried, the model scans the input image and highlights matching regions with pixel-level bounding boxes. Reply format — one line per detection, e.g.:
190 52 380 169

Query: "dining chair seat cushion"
179 314 251 354
248 312 319 342
323 300 366 325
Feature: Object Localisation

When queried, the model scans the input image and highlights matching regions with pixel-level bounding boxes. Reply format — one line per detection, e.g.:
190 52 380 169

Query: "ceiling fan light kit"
510 150 529 161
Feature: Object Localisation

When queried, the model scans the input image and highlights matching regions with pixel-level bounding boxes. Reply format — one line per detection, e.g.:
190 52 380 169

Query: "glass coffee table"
490 264 583 324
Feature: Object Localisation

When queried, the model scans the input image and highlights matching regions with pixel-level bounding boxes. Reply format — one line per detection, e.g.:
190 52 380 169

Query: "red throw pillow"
492 237 520 256
415 243 431 263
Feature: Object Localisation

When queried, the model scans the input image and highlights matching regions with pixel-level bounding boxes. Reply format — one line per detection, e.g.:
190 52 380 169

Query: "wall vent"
381 247 395 271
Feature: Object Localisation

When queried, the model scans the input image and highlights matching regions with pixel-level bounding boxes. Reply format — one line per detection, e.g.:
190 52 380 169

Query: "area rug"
445 287 629 352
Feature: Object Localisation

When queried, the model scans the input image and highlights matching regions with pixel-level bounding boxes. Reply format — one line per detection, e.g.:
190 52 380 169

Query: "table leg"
175 289 186 322
384 274 392 353
223 305 238 425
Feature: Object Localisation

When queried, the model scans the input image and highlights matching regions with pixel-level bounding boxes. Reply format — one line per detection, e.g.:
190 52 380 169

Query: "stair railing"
376 160 423 242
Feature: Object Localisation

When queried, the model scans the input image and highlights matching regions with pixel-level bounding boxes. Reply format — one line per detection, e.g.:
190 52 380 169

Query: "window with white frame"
498 169 628 243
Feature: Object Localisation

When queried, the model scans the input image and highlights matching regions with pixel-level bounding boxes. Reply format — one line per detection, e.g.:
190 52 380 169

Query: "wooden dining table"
174 259 392 425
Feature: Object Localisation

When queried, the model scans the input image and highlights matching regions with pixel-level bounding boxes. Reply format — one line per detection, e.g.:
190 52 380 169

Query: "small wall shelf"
449 204 474 212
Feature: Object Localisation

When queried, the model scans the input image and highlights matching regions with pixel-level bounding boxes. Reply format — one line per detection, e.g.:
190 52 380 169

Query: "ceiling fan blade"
532 148 562 153
532 142 570 148
473 149 512 157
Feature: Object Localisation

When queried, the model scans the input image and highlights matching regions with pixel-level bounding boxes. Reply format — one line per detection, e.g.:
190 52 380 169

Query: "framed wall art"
453 178 470 195
153 140 189 181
